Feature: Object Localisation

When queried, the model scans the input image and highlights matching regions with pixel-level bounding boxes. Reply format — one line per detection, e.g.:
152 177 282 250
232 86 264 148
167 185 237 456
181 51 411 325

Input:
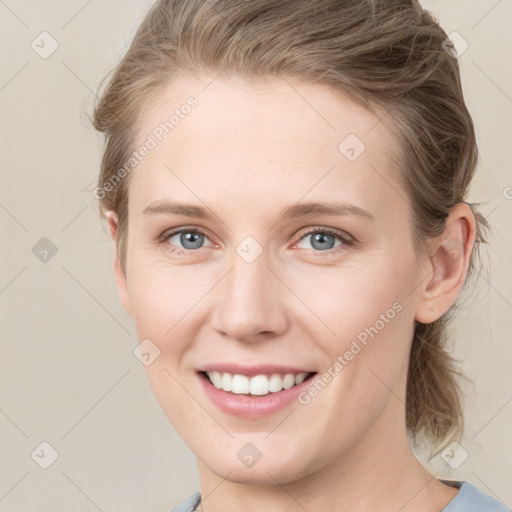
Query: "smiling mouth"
199 370 317 396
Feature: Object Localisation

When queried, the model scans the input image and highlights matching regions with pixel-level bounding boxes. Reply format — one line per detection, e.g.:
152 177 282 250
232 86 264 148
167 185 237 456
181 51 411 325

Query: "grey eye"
296 231 344 251
168 231 208 250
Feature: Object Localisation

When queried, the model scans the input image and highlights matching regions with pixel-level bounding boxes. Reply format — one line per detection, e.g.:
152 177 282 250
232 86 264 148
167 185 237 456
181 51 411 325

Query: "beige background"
0 1 511 511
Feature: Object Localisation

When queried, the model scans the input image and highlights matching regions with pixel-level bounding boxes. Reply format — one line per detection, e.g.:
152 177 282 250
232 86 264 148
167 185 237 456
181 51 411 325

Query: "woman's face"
113 75 431 484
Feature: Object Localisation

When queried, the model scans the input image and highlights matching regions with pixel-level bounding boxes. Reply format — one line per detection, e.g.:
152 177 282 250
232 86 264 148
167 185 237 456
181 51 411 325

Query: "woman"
91 0 509 510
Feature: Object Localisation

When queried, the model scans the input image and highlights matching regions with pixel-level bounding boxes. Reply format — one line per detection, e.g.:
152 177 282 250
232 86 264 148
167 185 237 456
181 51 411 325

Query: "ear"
414 202 477 324
106 211 133 317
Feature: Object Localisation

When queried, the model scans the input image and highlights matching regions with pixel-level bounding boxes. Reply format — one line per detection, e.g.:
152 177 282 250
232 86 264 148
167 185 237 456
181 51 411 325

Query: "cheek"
288 256 407 336
291 257 415 403
127 252 211 341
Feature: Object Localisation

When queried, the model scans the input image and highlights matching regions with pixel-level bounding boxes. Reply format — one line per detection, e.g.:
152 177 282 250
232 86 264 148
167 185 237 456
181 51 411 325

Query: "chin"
201 450 313 486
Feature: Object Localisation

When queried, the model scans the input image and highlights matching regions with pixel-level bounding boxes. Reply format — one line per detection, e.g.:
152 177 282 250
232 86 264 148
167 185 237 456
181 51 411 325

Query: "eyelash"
157 226 355 256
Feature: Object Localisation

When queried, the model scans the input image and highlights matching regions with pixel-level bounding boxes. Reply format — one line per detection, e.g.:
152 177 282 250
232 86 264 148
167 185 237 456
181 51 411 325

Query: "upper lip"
198 363 317 377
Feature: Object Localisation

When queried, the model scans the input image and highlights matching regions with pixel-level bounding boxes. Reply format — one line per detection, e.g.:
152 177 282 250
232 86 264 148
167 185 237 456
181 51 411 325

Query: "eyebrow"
141 200 375 222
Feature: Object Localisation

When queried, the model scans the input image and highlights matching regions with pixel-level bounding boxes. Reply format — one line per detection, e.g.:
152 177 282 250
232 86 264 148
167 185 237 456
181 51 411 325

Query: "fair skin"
106 75 475 512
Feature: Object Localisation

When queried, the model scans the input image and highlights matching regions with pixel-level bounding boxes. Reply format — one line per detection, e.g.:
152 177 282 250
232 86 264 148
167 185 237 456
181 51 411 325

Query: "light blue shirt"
169 480 510 512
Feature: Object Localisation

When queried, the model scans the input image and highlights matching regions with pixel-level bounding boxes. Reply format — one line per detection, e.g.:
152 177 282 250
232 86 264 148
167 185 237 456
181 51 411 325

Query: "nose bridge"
212 241 287 340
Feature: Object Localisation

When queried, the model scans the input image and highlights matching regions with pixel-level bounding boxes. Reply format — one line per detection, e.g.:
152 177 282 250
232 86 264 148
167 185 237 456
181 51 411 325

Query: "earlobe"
414 203 476 324
106 211 134 318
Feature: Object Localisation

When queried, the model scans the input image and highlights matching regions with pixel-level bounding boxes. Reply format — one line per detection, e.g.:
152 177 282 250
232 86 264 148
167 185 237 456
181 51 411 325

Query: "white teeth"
268 373 283 393
210 371 222 389
231 374 250 394
205 371 311 396
282 374 295 389
221 372 232 391
294 373 308 385
250 375 269 396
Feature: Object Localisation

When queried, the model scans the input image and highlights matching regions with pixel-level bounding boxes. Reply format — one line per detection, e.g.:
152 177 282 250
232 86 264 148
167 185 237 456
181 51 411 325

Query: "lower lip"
196 372 317 419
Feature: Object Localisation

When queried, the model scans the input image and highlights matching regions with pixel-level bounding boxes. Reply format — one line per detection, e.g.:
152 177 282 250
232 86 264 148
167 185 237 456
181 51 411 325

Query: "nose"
210 248 289 342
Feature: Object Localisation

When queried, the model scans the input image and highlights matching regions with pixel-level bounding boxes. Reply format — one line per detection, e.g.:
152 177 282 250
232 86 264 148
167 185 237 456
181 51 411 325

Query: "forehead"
128 75 405 220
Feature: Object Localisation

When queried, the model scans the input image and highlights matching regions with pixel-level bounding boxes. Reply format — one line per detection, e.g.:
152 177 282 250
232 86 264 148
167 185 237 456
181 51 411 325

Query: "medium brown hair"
91 0 490 455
